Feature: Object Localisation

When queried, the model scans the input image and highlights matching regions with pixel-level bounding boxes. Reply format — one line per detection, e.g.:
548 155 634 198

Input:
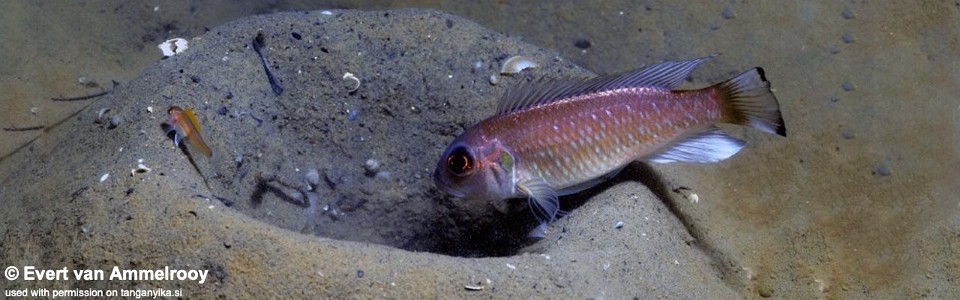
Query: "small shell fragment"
343 72 361 92
500 55 538 75
95 108 111 124
364 159 380 175
99 173 110 183
131 163 152 176
464 285 484 291
489 74 500 85
158 38 189 57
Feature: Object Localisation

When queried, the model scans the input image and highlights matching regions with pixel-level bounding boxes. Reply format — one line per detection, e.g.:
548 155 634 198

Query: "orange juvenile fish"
165 106 212 157
433 56 786 236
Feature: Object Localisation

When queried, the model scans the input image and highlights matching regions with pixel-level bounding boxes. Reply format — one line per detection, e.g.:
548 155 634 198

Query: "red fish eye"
446 147 474 176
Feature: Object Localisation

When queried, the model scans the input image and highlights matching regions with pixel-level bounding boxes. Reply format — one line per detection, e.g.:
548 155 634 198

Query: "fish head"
434 132 517 202
166 106 184 125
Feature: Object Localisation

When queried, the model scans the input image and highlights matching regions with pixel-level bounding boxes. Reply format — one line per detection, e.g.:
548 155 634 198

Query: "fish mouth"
432 168 465 198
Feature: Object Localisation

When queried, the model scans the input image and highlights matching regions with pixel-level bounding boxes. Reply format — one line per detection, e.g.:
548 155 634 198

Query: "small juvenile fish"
433 56 786 235
164 106 212 157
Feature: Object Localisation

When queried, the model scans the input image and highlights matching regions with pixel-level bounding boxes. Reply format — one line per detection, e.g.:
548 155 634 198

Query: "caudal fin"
716 68 787 136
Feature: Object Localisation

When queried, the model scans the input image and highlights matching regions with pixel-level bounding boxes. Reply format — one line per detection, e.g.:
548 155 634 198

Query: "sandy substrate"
0 9 736 298
1 2 959 299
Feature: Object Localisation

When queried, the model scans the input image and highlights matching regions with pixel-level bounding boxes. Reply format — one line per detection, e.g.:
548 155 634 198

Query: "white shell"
158 38 189 57
364 159 380 174
131 163 152 176
99 173 109 183
95 108 111 124
343 72 361 92
500 55 538 75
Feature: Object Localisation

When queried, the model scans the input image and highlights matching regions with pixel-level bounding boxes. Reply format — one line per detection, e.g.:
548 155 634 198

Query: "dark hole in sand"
221 126 671 258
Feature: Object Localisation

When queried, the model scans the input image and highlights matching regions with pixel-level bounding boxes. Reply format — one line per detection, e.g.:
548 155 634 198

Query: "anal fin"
647 126 745 164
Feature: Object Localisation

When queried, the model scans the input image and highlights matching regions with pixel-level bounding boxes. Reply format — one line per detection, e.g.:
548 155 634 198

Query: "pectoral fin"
517 177 560 224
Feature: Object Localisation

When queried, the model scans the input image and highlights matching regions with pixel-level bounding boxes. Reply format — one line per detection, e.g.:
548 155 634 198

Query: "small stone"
357 270 365 278
347 109 359 121
841 130 855 140
489 74 500 85
574 39 592 49
721 7 736 20
303 168 321 187
841 81 856 92
614 221 624 229
109 114 121 129
758 286 774 298
829 45 841 55
841 7 856 19
841 32 856 44
874 165 892 176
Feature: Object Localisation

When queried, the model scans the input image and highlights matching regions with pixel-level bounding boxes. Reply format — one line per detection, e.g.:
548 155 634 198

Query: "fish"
433 56 786 235
164 106 213 157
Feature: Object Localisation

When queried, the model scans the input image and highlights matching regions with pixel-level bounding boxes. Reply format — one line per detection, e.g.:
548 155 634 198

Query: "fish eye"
446 146 475 176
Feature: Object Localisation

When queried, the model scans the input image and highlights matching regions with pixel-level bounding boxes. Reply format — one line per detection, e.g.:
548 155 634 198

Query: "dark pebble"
217 106 229 116
842 32 856 44
841 130 856 140
830 96 840 103
357 270 365 278
830 46 841 55
874 165 892 176
842 7 856 19
291 32 302 40
841 81 855 91
721 7 736 20
574 39 592 49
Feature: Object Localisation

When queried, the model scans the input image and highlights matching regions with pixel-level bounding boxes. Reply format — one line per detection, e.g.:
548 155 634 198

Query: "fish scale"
434 56 786 234
485 87 717 189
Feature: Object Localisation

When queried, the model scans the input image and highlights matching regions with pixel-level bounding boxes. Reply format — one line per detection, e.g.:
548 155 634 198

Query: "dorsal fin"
496 55 716 115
